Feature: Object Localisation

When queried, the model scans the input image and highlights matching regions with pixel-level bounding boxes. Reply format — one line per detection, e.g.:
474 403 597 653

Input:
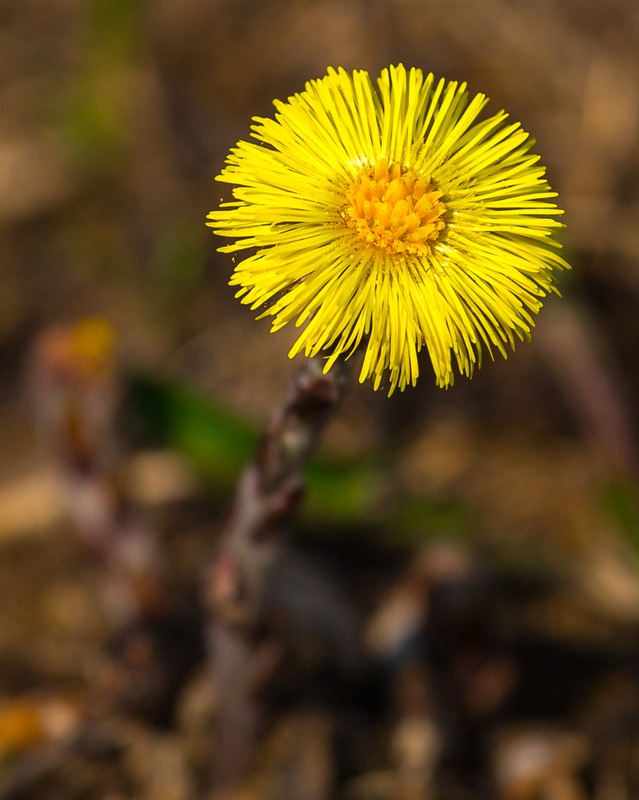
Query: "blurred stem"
29 321 170 625
537 302 639 477
204 354 351 791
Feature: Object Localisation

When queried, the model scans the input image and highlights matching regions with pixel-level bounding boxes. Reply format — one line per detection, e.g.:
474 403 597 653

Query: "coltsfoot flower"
207 64 568 394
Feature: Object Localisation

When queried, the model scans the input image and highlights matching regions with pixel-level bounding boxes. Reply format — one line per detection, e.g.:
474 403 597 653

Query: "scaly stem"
204 354 352 791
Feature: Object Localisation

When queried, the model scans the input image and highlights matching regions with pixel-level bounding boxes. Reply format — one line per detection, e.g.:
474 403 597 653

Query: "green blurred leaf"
128 375 383 523
58 0 142 175
601 479 639 555
127 376 471 538
128 376 257 485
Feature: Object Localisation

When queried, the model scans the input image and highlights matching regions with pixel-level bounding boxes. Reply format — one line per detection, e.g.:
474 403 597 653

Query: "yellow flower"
207 65 568 394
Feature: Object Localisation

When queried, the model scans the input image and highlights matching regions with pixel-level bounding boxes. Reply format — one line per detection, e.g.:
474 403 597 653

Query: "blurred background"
2 0 639 798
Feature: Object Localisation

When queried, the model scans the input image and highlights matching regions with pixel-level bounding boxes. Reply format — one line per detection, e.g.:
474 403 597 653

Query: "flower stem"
204 354 352 790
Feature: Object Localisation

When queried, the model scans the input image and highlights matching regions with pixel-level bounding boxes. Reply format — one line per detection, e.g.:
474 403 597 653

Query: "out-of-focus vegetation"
3 1 639 798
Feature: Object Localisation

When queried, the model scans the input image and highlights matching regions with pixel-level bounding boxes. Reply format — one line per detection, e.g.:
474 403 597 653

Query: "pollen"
344 159 447 255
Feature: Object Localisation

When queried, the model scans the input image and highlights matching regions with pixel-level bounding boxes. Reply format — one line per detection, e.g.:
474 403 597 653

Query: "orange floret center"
344 160 446 255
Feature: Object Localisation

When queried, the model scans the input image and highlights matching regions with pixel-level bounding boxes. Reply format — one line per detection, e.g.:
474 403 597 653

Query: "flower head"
207 65 568 394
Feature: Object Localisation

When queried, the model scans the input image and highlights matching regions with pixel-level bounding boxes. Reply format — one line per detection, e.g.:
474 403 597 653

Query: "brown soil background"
2 1 639 798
